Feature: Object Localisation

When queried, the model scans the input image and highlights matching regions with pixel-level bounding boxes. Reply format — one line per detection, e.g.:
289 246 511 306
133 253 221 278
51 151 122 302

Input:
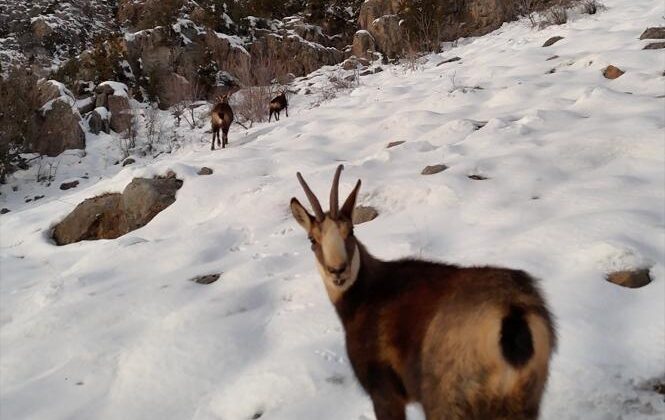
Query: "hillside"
1 1 664 419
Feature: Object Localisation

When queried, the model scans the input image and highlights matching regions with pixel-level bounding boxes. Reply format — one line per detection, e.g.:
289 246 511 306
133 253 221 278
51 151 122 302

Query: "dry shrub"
398 0 445 53
545 5 568 25
581 0 602 14
231 49 290 127
233 85 278 127
170 78 205 129
0 67 39 182
403 40 426 72
315 70 357 104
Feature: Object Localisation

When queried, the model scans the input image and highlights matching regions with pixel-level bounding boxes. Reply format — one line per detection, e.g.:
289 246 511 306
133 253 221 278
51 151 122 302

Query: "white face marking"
317 243 360 303
320 221 347 271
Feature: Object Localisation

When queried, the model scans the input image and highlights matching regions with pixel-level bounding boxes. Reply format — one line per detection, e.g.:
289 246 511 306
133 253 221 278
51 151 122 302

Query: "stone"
59 181 79 191
191 273 221 285
353 206 379 225
33 99 86 157
421 164 448 175
468 174 489 180
52 193 124 245
73 80 95 98
53 174 183 245
369 14 405 58
542 36 564 47
387 140 405 148
108 95 133 133
343 58 363 71
88 107 111 134
606 269 652 289
546 55 559 61
157 72 192 109
122 158 136 167
373 67 384 73
77 96 96 115
95 92 109 109
197 167 213 175
358 0 402 30
603 65 625 80
436 57 461 66
639 27 665 39
35 79 64 107
352 30 376 60
0 208 10 214
643 42 665 50
121 176 182 232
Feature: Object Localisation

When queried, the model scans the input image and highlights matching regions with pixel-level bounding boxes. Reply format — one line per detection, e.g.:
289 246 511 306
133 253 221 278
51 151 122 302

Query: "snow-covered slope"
1 1 664 419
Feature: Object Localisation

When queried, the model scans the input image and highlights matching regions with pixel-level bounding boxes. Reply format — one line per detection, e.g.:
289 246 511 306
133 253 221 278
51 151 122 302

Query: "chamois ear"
340 180 361 221
290 197 314 232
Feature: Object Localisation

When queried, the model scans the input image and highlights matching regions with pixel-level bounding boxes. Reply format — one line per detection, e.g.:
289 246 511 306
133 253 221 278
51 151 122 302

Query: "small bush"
545 6 568 25
233 86 277 127
398 0 446 53
581 0 601 14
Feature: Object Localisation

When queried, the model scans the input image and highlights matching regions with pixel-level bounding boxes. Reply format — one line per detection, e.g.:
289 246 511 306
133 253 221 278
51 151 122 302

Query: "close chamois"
290 165 556 420
268 90 288 122
210 93 234 150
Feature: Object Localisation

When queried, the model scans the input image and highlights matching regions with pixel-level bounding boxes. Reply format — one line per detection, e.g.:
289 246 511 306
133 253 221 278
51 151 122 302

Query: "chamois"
290 165 556 420
268 90 288 122
211 93 234 150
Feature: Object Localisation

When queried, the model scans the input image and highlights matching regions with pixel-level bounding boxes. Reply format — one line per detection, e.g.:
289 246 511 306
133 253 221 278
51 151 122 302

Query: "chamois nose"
328 264 347 275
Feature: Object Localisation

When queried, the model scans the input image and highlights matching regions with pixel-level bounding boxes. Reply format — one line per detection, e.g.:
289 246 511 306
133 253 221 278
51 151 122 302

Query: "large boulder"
359 0 403 30
352 30 377 60
35 79 65 106
34 99 86 156
359 0 406 58
52 174 183 245
52 193 124 245
121 175 183 231
88 107 111 135
249 34 343 81
156 72 191 109
107 95 133 133
369 15 406 58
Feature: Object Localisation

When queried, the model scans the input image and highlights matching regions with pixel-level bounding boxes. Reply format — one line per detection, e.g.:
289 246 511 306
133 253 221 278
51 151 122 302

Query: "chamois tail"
500 305 534 367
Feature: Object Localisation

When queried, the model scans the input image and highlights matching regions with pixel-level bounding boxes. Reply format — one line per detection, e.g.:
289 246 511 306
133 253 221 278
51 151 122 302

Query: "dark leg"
211 130 216 150
276 111 280 121
285 106 288 117
222 128 229 148
269 110 273 122
371 395 406 420
366 365 407 420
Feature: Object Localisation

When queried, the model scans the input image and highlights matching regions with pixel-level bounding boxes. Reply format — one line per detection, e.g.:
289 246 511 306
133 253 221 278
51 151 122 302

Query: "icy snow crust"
1 1 664 419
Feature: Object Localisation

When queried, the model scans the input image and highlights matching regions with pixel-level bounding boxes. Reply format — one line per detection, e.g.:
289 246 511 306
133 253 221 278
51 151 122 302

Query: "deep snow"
1 1 664 419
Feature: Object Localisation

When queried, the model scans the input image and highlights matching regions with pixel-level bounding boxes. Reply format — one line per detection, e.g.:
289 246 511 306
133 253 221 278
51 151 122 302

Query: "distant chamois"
211 93 234 150
268 90 288 122
290 165 556 420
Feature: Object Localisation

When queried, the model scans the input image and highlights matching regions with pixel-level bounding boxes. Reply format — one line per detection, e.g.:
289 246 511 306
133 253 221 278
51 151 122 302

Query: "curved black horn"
330 164 343 218
297 172 324 221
